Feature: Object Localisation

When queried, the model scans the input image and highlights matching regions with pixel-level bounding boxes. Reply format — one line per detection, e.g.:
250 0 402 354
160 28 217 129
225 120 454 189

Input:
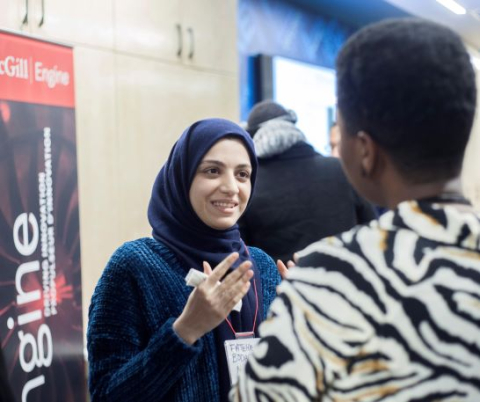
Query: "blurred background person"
329 122 341 157
233 18 480 402
239 100 376 263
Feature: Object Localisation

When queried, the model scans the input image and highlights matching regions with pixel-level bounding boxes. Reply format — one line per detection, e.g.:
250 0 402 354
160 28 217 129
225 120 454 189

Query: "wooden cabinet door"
29 0 114 48
181 0 238 73
74 46 120 325
0 0 29 32
115 54 239 242
114 0 181 62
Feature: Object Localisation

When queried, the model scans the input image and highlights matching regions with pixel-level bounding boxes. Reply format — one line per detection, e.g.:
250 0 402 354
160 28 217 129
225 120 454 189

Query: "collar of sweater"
253 119 307 158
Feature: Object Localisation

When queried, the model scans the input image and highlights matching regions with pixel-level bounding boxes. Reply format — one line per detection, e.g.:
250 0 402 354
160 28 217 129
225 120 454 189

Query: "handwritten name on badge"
224 338 260 385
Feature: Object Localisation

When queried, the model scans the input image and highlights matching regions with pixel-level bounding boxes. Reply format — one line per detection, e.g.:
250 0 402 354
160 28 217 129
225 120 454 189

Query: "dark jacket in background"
240 141 376 262
0 346 14 402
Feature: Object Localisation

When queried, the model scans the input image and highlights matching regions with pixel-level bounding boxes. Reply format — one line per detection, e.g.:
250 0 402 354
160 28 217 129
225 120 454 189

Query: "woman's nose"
220 173 239 194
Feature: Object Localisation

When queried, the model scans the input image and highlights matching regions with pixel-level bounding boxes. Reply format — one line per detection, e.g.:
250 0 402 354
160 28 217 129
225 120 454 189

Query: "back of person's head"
246 100 297 137
336 18 477 183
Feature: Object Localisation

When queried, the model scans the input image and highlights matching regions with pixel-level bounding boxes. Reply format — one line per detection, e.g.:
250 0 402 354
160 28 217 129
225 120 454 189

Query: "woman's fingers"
207 252 239 285
220 260 252 288
229 281 251 309
174 257 253 344
203 261 213 275
276 259 289 279
219 274 252 311
212 261 253 309
214 263 253 297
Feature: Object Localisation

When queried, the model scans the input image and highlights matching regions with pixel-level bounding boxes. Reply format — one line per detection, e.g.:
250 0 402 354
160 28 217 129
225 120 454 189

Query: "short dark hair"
246 100 294 136
336 18 477 182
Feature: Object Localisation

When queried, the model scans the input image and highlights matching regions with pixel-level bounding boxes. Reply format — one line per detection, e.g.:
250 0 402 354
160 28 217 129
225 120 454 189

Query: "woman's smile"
211 199 239 213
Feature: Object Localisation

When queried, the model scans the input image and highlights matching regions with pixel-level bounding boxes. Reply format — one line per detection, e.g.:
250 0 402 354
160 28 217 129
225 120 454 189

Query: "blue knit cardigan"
87 238 281 402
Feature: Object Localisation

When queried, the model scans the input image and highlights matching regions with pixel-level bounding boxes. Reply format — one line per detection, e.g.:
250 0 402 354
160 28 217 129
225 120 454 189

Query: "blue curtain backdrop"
238 0 354 120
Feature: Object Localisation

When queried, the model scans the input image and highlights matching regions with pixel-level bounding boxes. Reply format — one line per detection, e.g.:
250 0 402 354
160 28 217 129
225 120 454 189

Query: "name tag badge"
224 337 260 385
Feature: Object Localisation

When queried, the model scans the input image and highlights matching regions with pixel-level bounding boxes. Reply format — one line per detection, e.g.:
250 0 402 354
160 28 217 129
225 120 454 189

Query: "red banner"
0 31 75 108
0 31 85 402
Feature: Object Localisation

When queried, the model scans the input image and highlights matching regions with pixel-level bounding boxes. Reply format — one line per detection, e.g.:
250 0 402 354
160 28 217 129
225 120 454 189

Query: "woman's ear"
357 131 380 177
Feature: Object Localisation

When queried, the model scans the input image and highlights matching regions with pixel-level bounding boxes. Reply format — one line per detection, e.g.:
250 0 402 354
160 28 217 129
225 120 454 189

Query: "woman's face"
189 138 253 230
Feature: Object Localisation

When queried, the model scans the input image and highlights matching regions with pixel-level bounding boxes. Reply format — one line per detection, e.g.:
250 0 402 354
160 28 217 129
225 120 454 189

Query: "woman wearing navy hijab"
87 118 281 402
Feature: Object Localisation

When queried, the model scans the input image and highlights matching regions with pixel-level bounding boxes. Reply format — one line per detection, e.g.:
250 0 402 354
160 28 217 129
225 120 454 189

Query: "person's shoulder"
294 219 383 274
248 246 275 266
106 237 176 276
109 237 154 263
247 246 280 278
309 154 348 176
311 153 339 165
247 246 281 294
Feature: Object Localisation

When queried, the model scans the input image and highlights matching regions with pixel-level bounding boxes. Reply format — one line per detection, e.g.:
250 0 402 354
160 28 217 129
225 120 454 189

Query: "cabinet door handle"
21 0 28 25
187 27 194 59
38 0 45 27
176 23 182 57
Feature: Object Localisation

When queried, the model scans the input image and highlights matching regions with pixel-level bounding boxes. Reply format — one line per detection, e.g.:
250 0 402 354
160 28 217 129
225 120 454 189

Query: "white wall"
462 49 480 208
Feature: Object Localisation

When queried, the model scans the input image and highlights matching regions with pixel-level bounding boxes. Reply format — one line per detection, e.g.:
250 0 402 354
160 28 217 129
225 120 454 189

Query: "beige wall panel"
462 69 480 209
182 0 238 73
74 46 119 337
115 53 239 244
114 0 181 62
30 0 114 48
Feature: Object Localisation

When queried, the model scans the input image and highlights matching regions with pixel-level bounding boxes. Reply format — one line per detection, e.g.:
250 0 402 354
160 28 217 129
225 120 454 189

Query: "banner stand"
0 30 85 402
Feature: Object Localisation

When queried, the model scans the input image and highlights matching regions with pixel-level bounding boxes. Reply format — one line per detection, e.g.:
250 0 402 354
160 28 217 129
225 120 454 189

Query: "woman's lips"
211 200 238 213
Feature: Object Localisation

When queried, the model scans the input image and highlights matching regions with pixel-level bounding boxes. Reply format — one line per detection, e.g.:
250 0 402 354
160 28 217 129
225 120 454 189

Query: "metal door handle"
38 0 45 27
176 23 182 57
187 27 194 59
22 0 28 25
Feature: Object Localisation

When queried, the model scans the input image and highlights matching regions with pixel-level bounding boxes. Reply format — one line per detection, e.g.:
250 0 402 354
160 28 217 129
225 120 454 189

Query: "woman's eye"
204 168 219 175
237 171 250 180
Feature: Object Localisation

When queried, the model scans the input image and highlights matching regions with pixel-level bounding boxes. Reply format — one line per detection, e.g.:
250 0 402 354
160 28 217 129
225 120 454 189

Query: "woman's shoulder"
105 237 180 277
247 246 274 265
92 238 184 303
248 246 279 278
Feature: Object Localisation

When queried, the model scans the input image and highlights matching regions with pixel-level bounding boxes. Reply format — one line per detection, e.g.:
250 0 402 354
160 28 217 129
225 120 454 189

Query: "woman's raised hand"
173 252 253 345
276 257 296 279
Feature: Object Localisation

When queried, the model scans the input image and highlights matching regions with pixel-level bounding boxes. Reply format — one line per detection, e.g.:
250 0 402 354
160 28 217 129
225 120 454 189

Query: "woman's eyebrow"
236 163 252 170
199 160 225 167
199 160 252 170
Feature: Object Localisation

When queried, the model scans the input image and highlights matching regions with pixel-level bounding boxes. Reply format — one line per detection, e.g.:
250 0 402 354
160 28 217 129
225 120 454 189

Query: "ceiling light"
436 0 467 15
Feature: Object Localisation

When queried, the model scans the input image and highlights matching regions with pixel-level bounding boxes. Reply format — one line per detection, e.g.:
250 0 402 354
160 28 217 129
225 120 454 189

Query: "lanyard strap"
224 277 259 337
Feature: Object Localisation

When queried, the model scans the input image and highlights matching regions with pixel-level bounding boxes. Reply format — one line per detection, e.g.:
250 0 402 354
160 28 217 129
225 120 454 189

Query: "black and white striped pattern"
233 200 480 402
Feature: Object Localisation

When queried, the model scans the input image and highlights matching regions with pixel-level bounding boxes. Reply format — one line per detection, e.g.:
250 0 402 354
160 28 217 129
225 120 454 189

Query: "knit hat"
246 100 297 136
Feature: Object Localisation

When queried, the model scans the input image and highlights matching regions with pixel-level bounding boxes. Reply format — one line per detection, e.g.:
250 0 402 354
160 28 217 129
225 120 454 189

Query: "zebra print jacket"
232 200 480 402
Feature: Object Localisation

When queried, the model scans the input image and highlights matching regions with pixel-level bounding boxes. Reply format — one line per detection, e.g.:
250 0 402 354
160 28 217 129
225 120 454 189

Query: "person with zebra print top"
231 18 480 402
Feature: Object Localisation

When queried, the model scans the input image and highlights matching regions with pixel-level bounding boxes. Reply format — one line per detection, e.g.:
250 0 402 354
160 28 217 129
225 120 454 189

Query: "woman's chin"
207 217 239 231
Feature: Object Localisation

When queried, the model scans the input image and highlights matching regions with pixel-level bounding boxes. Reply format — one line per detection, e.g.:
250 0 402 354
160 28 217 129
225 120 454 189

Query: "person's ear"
357 131 379 177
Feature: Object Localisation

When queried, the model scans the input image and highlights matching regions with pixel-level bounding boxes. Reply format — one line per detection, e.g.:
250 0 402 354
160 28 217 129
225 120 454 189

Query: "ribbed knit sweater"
87 237 280 402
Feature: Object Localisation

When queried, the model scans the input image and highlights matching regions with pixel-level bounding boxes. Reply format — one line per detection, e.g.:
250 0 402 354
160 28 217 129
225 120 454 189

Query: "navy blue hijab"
148 119 264 400
148 118 258 271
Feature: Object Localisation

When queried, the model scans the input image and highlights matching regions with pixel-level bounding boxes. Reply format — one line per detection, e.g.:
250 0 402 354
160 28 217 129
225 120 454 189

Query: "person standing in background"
329 122 341 157
239 100 376 264
232 18 480 401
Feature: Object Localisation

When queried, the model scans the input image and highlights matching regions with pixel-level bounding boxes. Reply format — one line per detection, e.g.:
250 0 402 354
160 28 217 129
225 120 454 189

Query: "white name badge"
224 337 260 385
